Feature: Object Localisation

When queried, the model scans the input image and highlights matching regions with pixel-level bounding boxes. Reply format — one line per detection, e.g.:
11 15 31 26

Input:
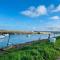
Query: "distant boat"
4 34 9 36
0 35 5 39
0 34 9 39
26 34 31 38
28 34 31 38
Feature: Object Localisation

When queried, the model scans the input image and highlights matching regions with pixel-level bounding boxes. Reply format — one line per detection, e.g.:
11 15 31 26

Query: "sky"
0 0 60 31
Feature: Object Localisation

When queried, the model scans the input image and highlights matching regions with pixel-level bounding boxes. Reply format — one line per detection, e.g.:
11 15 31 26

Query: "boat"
0 35 5 39
4 34 9 36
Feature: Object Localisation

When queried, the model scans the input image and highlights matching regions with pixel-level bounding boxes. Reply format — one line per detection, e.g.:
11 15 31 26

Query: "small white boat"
4 34 9 36
0 35 5 39
28 34 31 38
26 34 31 38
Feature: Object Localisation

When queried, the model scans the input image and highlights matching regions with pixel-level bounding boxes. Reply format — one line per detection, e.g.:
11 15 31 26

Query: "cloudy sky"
0 0 60 31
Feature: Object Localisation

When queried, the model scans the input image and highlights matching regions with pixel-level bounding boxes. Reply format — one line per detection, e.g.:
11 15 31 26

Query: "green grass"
0 37 60 60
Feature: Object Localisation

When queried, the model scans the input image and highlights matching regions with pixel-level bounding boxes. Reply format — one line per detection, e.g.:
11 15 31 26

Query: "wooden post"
54 33 55 37
7 34 10 47
39 34 41 40
48 34 50 41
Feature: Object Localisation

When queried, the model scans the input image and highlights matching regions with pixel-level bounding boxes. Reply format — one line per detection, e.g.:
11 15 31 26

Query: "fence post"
7 34 10 47
48 34 50 41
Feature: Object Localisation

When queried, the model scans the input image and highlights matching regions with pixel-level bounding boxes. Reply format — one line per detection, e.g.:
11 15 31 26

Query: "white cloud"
52 5 60 12
51 16 60 20
21 5 47 17
36 5 47 15
21 4 60 18
47 27 60 31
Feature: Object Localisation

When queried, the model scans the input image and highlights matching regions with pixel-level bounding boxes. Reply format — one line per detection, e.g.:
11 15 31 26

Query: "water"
0 34 60 48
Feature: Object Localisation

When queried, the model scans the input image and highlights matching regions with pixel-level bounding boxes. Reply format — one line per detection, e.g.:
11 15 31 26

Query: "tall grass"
0 37 60 60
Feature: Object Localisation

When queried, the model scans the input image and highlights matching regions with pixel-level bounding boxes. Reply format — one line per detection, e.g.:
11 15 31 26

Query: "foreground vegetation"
0 37 60 60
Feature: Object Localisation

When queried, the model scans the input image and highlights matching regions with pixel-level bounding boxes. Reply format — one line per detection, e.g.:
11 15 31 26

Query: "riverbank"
0 36 60 60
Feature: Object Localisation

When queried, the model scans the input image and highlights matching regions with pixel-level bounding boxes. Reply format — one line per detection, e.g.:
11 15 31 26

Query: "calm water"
0 34 60 48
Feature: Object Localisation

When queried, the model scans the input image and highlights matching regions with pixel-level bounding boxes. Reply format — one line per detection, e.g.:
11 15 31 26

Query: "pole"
7 34 10 47
54 33 55 37
48 34 50 41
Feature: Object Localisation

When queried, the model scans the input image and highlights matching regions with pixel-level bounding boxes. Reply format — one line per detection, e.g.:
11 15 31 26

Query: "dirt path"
56 57 60 60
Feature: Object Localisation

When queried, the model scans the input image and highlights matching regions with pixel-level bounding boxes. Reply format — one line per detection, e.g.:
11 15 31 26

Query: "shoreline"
0 36 60 60
4 39 48 50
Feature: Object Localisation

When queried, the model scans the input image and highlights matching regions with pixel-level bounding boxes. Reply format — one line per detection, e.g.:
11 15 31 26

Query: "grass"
0 37 60 60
